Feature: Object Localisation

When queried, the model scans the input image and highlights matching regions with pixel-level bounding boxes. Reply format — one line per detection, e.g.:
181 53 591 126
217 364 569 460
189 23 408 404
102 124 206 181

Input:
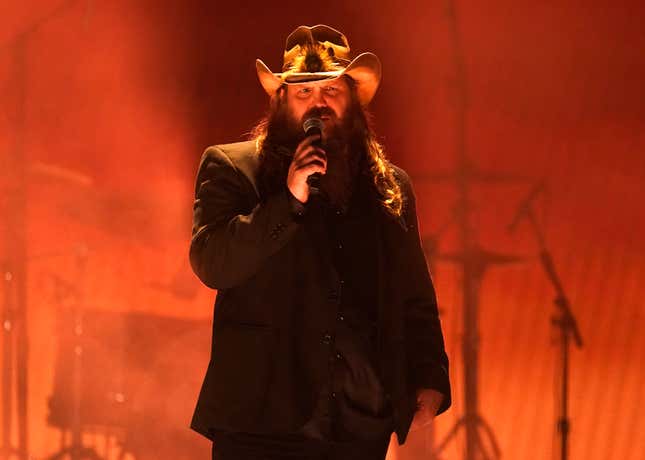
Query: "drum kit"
47 307 210 460
2 158 209 460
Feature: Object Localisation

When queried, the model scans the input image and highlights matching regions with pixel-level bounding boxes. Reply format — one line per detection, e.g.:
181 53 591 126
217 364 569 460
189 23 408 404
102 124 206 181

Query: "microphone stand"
512 201 583 460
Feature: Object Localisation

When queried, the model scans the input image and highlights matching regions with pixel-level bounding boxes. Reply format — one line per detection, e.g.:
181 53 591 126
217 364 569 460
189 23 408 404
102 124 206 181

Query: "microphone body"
302 117 325 195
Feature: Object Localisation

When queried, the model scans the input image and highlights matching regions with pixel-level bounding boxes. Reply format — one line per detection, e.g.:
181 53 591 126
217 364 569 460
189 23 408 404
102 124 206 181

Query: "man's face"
284 77 351 139
261 76 362 207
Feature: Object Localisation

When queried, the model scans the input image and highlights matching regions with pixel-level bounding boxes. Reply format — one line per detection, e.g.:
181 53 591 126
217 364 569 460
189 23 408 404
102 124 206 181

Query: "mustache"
302 106 336 122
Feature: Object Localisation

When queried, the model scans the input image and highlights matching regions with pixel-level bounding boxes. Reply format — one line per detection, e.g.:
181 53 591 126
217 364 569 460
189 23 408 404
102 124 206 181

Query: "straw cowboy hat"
256 24 382 106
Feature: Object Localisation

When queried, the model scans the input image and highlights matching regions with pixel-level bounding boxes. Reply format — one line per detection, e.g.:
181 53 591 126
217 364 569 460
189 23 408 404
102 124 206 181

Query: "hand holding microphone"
286 117 327 203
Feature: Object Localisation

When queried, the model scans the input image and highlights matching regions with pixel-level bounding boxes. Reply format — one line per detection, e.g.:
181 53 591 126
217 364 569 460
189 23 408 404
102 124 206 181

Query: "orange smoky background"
1 1 643 459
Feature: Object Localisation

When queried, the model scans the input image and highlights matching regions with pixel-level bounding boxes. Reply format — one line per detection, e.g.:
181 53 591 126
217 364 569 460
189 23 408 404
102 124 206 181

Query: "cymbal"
29 161 94 187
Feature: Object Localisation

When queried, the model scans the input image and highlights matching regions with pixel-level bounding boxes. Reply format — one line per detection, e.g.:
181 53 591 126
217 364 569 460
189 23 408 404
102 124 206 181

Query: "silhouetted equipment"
412 1 535 458
2 20 31 460
507 188 583 460
1 4 91 458
47 309 211 460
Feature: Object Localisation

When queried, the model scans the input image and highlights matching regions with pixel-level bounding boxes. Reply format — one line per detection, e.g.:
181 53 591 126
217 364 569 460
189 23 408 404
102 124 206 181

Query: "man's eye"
325 87 339 94
297 88 312 96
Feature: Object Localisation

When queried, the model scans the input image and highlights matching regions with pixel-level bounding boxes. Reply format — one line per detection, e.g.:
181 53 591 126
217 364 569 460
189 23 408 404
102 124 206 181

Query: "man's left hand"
410 388 444 432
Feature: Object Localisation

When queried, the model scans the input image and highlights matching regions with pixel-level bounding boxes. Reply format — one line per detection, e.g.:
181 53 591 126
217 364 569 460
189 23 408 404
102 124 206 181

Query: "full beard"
258 103 363 210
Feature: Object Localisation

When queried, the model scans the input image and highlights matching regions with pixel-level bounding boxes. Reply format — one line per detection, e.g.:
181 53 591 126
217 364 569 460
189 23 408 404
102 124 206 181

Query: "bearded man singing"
188 24 451 460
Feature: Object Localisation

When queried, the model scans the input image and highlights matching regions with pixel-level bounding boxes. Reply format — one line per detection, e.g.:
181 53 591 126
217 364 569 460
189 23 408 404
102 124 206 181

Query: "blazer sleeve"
397 167 452 415
189 145 304 290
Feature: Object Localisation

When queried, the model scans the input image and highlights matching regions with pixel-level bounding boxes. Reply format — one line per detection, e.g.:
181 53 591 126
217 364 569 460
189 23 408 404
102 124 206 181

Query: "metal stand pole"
509 202 583 460
0 33 29 460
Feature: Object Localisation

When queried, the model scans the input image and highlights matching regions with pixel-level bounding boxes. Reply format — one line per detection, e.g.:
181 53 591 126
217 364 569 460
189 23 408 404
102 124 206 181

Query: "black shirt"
292 175 393 443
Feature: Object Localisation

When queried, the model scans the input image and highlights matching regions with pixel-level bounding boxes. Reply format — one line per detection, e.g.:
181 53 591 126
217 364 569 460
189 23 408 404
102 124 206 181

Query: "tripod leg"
472 427 492 460
434 416 466 453
477 415 502 459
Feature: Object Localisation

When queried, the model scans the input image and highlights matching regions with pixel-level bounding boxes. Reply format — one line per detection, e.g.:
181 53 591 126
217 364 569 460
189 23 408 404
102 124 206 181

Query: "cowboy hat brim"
256 52 382 106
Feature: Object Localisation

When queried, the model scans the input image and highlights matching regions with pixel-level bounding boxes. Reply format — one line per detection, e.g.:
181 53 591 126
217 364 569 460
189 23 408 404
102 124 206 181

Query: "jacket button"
322 334 332 344
327 289 339 301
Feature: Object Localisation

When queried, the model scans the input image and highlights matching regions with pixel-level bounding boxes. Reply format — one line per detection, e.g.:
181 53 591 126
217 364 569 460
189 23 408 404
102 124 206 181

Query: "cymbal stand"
414 1 532 458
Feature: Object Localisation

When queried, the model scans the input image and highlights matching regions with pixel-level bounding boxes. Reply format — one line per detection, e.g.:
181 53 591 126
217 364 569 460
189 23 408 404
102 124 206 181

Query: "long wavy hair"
249 75 404 218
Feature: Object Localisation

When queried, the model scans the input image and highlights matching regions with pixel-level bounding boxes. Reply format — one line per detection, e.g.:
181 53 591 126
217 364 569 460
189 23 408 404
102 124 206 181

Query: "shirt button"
338 315 344 321
337 242 343 249
331 392 337 398
336 352 342 359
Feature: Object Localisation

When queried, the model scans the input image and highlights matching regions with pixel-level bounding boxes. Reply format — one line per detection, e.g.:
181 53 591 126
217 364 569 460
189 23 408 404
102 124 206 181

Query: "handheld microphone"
302 117 325 195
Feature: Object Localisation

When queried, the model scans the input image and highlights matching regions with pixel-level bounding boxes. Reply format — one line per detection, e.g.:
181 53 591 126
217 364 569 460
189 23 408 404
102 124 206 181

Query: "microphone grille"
303 117 324 134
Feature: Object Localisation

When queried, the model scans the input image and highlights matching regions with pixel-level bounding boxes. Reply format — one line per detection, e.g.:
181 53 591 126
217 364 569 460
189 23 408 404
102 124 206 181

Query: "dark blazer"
188 140 451 445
